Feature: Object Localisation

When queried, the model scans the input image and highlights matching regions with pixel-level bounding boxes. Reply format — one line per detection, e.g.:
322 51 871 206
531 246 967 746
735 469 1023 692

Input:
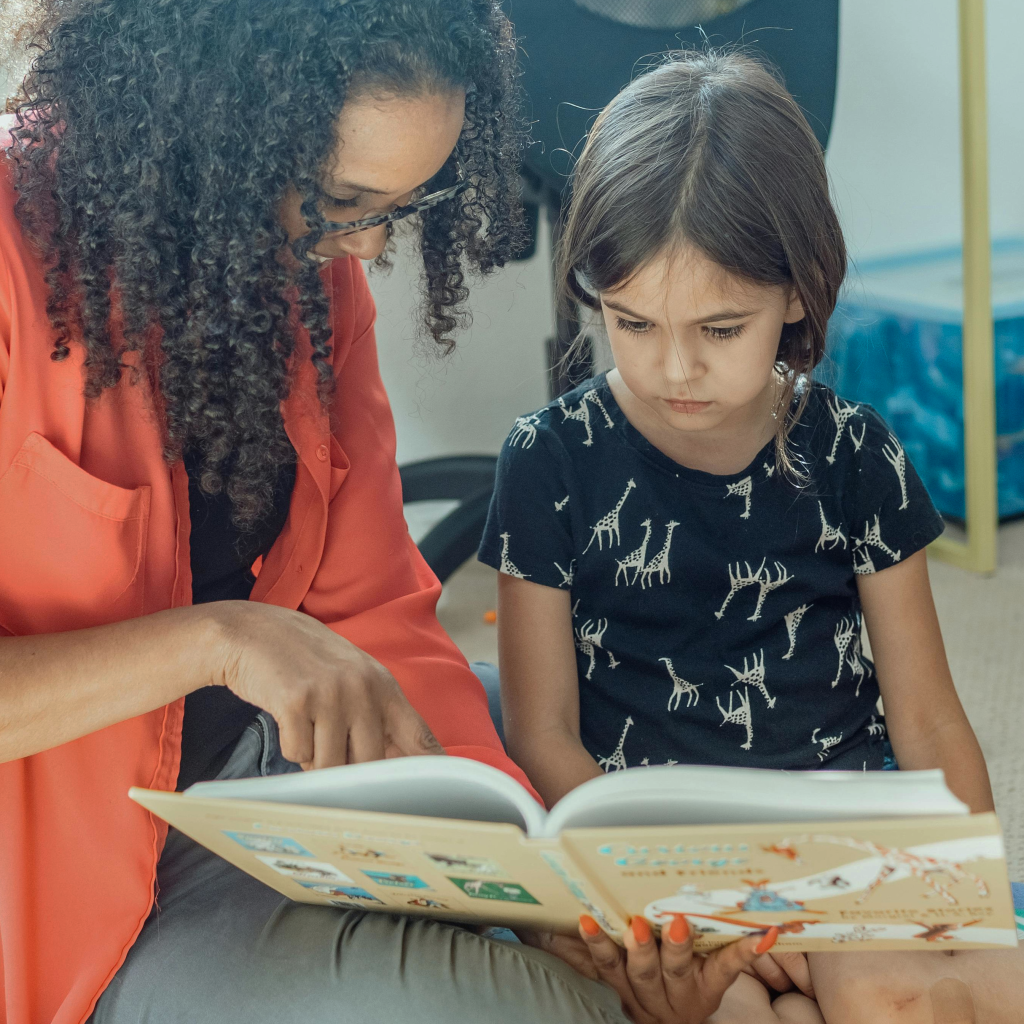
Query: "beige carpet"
436 521 1024 879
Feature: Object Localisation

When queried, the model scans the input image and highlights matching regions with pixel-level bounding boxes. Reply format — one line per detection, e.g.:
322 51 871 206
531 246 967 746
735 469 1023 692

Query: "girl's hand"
741 950 814 998
578 914 779 1024
211 601 444 769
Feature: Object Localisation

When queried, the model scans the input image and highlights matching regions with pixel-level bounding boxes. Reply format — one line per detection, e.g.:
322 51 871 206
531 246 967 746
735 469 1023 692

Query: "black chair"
403 0 840 581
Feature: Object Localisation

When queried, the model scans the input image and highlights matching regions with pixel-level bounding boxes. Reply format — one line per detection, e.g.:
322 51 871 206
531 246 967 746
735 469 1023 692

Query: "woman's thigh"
809 947 1024 1024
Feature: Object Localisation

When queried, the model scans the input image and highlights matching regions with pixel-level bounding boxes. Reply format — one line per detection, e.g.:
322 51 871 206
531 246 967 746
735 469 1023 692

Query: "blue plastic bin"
824 240 1024 520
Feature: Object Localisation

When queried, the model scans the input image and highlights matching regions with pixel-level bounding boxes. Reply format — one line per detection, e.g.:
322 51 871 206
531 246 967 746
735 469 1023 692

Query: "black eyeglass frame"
319 154 469 236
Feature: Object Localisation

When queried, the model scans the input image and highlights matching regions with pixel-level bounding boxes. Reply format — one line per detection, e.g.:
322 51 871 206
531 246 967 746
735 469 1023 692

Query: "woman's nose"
334 225 390 261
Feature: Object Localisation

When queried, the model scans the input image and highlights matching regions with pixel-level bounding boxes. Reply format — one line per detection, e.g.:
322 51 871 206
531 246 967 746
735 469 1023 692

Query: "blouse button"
316 444 329 461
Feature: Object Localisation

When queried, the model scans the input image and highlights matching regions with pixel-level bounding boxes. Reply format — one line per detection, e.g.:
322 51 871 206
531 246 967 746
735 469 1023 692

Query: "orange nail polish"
631 916 652 944
580 914 601 936
667 915 689 944
755 927 779 955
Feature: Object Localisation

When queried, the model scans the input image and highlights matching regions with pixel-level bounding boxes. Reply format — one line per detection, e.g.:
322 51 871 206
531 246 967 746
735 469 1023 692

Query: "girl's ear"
783 288 806 324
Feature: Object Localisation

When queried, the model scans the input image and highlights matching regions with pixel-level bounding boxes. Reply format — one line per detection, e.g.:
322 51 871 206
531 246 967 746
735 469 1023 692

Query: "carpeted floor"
435 520 1024 879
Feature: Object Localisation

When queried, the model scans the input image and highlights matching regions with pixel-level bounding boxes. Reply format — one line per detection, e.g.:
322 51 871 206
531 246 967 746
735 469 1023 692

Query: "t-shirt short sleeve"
478 410 576 589
842 403 945 575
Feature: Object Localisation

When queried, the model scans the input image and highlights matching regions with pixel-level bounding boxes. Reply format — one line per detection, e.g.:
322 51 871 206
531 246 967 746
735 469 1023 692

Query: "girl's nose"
663 341 705 386
333 225 390 262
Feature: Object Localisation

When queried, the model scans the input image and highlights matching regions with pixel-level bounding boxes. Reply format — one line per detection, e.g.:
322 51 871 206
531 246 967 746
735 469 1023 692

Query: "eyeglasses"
319 154 469 237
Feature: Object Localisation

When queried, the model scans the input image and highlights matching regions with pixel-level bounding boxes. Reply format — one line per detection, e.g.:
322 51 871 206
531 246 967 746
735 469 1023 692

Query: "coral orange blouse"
0 123 532 1024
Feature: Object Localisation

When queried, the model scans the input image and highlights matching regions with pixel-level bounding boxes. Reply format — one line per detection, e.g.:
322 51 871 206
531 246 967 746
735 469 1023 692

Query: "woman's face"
280 86 466 263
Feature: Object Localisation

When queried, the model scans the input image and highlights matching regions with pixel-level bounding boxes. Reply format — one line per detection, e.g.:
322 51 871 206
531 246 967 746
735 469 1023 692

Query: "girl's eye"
704 324 745 340
326 196 361 210
615 316 653 335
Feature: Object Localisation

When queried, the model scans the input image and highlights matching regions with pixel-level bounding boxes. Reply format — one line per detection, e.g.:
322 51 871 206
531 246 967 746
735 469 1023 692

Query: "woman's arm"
857 549 993 812
498 574 603 807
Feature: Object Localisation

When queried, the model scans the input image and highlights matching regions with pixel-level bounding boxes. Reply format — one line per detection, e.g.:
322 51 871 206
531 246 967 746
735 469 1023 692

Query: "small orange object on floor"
483 610 497 624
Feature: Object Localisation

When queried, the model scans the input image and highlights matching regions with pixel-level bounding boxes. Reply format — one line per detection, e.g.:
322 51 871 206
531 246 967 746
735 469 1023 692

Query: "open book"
131 758 1017 951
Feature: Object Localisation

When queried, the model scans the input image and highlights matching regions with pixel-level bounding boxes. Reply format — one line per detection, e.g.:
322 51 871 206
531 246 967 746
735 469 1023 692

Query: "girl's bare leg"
772 992 826 1023
705 972 789 1023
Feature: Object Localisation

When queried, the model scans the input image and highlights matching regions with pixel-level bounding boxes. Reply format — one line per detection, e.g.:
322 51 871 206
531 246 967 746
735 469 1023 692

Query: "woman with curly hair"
0 2 769 1022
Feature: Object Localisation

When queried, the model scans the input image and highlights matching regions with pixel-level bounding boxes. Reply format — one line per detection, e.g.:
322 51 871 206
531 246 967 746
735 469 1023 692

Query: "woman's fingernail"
667 914 690 944
755 927 779 954
580 914 601 937
631 916 652 944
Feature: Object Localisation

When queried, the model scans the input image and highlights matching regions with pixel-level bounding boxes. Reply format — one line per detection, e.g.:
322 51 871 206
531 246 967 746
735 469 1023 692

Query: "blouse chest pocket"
0 432 150 636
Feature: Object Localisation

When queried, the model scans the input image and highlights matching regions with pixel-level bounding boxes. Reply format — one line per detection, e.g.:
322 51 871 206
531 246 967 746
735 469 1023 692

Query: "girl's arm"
857 549 993 812
497 574 603 807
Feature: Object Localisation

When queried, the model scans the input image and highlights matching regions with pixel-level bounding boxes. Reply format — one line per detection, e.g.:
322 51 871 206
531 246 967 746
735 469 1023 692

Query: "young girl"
481 51 1021 1024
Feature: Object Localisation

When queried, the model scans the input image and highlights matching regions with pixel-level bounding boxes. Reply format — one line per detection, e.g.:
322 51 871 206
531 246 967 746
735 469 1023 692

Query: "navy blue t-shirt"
479 375 944 773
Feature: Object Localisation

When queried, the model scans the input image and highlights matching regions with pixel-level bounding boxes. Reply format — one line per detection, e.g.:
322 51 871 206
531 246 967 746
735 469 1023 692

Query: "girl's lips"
667 399 712 414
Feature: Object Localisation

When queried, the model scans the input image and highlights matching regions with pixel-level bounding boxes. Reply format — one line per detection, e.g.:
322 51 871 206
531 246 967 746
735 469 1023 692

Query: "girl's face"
599 245 805 442
279 86 466 263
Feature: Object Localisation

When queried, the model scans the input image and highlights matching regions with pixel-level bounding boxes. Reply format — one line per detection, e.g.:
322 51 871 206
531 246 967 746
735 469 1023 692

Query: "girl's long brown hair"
556 50 847 478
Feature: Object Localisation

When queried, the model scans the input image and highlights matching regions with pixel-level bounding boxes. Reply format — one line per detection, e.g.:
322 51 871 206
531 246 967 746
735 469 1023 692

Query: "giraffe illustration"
853 545 876 575
558 394 594 446
831 617 857 688
615 519 651 586
866 714 886 738
608 651 620 669
598 716 632 771
815 502 848 552
882 433 910 510
639 521 679 589
584 479 636 553
582 388 616 429
508 413 541 450
764 462 776 479
854 514 901 563
716 688 753 750
782 603 811 660
812 727 842 762
747 561 792 621
554 560 576 588
715 559 766 620
826 395 861 464
660 657 701 710
574 618 609 680
846 633 867 697
849 422 867 452
555 494 570 512
725 650 775 708
499 533 529 579
725 476 754 519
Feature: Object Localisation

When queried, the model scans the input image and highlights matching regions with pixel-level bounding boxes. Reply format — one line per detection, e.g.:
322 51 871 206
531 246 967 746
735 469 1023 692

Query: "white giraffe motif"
639 521 679 589
812 727 843 762
866 714 886 738
660 657 701 710
508 413 540 449
782 603 811 661
641 757 679 766
764 462 776 479
554 560 576 588
748 561 792 621
816 502 848 552
598 716 633 772
849 422 867 452
608 652 620 670
716 688 753 750
846 633 867 697
582 388 615 429
584 479 636 553
882 433 910 510
725 476 753 519
854 514 901 563
574 618 608 681
715 559 766 620
555 494 570 512
499 533 529 579
853 545 876 576
767 835 989 906
615 519 652 586
832 616 857 688
725 649 775 708
558 394 594 446
826 395 861 464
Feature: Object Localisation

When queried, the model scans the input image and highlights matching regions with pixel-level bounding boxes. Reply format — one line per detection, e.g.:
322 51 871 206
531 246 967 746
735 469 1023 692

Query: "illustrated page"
561 814 1016 952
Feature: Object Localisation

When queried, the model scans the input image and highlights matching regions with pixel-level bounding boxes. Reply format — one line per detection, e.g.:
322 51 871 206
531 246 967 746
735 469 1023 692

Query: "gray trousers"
91 711 627 1024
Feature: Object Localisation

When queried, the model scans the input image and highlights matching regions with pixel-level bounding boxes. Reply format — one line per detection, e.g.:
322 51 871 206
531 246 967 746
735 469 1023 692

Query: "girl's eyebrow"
602 297 756 324
325 178 392 197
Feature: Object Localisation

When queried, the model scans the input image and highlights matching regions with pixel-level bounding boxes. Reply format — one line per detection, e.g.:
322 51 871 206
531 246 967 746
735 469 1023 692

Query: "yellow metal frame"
929 0 998 572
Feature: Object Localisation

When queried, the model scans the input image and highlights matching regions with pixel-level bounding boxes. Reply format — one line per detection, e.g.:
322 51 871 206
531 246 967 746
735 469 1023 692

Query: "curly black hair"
9 0 526 528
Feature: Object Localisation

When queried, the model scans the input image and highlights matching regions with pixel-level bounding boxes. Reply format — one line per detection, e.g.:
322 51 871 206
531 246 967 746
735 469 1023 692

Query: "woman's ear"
783 288 806 324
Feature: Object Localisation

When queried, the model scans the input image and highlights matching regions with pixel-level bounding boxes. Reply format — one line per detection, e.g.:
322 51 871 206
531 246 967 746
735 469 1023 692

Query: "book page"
133 789 586 932
561 813 1016 952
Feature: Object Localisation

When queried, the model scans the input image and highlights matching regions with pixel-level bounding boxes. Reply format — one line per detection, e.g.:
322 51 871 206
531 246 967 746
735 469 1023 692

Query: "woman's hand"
211 601 444 769
577 914 779 1024
741 950 814 998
